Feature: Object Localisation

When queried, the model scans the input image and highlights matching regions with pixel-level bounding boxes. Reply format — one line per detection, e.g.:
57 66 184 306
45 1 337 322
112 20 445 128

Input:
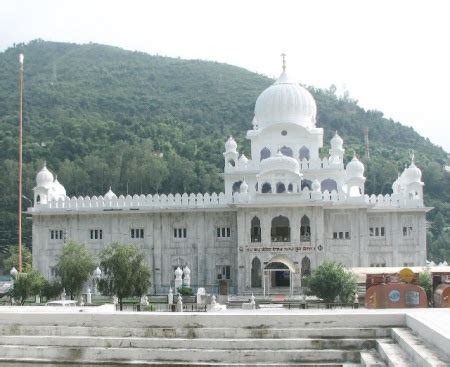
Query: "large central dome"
254 71 317 129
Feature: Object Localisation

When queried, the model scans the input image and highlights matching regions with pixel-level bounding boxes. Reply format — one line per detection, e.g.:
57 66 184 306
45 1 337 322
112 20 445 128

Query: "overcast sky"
1 0 449 153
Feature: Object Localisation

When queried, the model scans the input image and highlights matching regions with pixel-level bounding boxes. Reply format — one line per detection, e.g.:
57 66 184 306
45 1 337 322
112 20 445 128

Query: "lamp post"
17 53 24 273
93 266 101 295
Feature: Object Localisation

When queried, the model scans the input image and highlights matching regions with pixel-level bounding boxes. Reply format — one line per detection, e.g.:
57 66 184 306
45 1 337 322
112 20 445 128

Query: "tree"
3 245 32 274
56 241 96 300
419 271 432 305
98 243 151 310
10 270 45 305
306 261 357 304
41 280 63 302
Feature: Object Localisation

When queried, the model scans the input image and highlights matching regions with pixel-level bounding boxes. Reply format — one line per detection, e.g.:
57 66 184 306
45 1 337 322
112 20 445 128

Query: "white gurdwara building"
31 67 428 295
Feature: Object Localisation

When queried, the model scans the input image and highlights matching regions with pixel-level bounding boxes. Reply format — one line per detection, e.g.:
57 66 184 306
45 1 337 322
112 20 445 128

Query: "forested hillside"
0 39 449 263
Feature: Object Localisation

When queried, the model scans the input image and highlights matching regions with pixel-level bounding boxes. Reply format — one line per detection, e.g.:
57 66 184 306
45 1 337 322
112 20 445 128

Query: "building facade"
31 67 429 295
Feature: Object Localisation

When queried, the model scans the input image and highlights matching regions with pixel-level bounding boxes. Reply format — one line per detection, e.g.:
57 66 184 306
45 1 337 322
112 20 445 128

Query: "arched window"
280 146 293 157
260 147 271 161
299 146 310 160
300 215 311 242
228 159 235 167
261 182 272 194
36 195 41 204
232 181 242 194
321 179 338 192
251 216 261 242
301 180 312 190
301 256 311 278
271 215 290 242
251 257 262 288
276 182 286 193
287 183 294 192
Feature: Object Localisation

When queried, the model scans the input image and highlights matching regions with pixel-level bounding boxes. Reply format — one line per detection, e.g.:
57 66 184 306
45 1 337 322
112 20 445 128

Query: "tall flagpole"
18 53 24 273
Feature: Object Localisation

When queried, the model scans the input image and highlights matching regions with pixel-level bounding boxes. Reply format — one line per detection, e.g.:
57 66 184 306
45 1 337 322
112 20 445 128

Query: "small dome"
104 187 117 200
238 154 249 164
254 71 317 129
312 178 321 192
174 267 183 277
225 136 237 153
183 266 191 276
260 151 300 175
52 177 66 197
240 179 249 193
331 131 343 149
36 163 54 187
404 162 422 183
346 156 365 179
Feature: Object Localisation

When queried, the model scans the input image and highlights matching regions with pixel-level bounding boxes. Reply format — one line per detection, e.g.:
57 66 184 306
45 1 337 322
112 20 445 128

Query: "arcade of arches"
249 215 311 243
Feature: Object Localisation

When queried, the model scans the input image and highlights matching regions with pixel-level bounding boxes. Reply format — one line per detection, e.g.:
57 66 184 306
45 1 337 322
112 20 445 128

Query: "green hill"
0 39 449 263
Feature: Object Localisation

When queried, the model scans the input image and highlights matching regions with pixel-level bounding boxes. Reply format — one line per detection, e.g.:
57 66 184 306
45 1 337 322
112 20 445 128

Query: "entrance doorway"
263 257 296 297
266 262 290 287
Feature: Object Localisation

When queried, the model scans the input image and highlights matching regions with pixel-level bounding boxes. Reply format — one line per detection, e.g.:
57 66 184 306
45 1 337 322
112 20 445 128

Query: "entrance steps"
0 311 448 366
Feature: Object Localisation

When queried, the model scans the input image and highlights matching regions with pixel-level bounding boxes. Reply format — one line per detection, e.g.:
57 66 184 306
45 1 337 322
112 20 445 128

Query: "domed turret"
254 71 317 129
404 161 422 183
52 176 66 198
104 187 117 200
329 131 345 165
225 136 237 153
36 163 54 187
346 156 365 178
331 131 343 149
346 155 366 199
240 179 249 194
312 178 321 192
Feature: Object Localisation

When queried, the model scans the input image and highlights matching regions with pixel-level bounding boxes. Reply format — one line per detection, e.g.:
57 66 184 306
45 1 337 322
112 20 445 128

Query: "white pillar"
177 294 183 312
86 288 92 304
183 266 191 288
174 267 183 291
168 288 173 305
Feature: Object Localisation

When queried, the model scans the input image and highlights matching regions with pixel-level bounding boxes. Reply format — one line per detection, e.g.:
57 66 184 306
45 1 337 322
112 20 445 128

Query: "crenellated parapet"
364 193 424 208
233 188 424 208
32 192 228 212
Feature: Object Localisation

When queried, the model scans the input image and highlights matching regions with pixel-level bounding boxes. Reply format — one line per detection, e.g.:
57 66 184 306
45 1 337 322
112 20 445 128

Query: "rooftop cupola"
36 162 54 187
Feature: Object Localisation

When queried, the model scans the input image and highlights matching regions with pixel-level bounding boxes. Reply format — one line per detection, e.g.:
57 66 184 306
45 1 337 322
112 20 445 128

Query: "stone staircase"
0 310 448 366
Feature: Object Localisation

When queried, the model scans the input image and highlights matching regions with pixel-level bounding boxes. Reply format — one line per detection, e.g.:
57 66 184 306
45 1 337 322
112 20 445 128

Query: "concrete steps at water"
359 350 386 367
0 335 379 350
0 345 362 364
376 340 415 367
0 310 448 366
391 328 448 367
0 325 391 339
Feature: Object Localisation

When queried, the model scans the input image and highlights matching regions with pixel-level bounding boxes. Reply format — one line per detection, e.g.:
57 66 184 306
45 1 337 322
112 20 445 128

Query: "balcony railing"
271 235 291 242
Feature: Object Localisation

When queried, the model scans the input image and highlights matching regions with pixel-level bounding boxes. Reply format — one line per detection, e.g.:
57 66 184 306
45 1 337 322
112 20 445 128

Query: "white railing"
224 156 344 173
35 192 228 212
34 189 424 213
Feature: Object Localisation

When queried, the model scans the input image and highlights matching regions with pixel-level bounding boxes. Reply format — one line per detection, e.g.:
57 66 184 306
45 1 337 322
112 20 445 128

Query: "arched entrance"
263 256 296 297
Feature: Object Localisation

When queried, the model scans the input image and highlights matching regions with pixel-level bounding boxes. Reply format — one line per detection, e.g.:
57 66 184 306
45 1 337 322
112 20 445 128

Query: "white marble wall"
32 205 427 295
